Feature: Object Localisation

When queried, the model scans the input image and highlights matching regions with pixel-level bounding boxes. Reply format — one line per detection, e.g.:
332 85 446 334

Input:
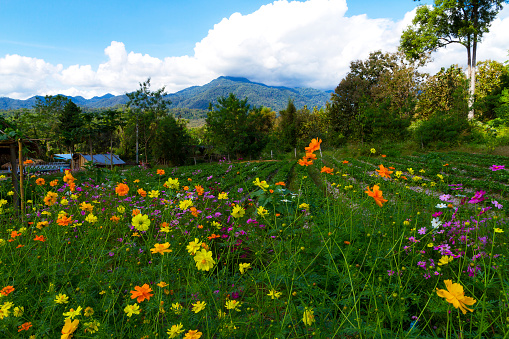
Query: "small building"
78 154 126 169
54 153 126 169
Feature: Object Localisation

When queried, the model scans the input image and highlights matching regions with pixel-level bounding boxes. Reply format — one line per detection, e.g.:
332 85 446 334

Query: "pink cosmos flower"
490 165 505 171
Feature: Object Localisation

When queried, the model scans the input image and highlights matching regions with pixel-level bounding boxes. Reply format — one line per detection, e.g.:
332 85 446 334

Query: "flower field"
0 142 508 338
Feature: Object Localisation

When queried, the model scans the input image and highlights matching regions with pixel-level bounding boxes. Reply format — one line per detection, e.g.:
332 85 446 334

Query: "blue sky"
1 0 508 99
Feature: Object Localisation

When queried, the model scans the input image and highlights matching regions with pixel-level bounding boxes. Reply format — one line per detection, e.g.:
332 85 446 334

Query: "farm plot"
0 145 507 338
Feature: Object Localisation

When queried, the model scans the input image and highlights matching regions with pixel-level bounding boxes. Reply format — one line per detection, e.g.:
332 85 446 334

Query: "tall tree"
126 78 171 163
400 0 508 119
58 101 83 169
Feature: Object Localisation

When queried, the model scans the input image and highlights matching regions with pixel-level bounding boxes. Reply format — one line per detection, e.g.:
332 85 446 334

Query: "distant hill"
0 76 332 112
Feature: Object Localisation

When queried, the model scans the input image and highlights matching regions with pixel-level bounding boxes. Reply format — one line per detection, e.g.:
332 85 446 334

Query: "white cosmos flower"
431 217 442 229
435 203 448 209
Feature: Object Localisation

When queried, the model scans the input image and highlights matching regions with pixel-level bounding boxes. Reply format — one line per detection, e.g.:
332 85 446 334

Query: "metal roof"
82 154 125 165
54 154 73 161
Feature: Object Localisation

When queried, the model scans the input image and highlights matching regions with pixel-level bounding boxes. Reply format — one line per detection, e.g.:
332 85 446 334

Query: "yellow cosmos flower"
267 289 281 299
218 192 228 199
239 263 251 274
191 301 206 313
436 280 476 315
54 293 69 304
167 323 184 338
252 177 269 191
179 199 193 210
194 249 215 271
302 307 315 326
148 190 160 198
187 238 202 255
85 213 98 223
231 205 245 218
438 256 454 266
225 299 241 311
132 214 150 232
257 206 268 216
124 304 140 317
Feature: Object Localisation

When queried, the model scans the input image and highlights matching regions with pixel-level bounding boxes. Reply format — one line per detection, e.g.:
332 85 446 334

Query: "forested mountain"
0 76 331 111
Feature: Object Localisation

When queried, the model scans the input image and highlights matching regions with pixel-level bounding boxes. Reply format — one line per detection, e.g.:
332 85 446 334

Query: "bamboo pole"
18 139 24 218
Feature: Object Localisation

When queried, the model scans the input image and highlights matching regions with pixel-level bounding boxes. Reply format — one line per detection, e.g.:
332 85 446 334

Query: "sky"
1 0 508 100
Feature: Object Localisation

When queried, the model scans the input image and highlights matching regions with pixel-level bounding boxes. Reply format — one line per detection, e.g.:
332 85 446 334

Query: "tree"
400 0 508 120
126 78 171 163
205 93 271 158
327 51 423 143
58 101 83 169
33 95 70 154
474 59 509 120
99 109 125 169
277 99 298 151
152 116 192 166
415 65 469 120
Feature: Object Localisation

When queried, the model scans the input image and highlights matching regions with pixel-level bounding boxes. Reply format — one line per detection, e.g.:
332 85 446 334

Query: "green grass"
0 147 507 338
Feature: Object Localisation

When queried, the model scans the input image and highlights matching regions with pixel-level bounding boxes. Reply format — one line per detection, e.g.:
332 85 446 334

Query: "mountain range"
0 76 332 112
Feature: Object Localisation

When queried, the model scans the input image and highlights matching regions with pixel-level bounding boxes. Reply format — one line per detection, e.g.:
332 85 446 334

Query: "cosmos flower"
436 280 476 314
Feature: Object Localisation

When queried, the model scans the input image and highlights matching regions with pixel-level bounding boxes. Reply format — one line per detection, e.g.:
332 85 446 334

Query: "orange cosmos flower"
183 186 189 191
320 166 334 174
376 164 393 178
298 158 313 166
50 179 59 187
11 230 21 239
207 234 220 240
195 185 204 196
44 192 58 206
365 185 388 207
16 244 24 248
110 215 120 223
156 169 165 175
381 154 386 158
342 160 349 164
18 322 32 332
130 284 154 303
305 138 322 153
190 207 200 217
115 183 129 196
436 280 476 315
0 285 15 296
275 182 285 186
137 188 147 197
305 152 317 160
57 215 73 226
150 242 172 255
34 235 47 242
132 209 141 216
23 159 34 165
269 189 274 193
36 178 45 185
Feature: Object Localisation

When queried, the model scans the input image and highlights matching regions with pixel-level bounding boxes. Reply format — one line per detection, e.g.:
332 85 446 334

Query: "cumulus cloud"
1 0 509 99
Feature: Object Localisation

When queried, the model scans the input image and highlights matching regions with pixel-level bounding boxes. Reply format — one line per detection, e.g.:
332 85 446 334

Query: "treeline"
1 50 509 166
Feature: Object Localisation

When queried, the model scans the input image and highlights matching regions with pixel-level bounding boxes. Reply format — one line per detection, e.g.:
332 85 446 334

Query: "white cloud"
1 0 509 100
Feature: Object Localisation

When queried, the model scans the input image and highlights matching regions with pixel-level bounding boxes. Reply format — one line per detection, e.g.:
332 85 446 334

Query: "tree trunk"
9 143 20 214
89 136 94 165
110 135 114 170
468 37 477 121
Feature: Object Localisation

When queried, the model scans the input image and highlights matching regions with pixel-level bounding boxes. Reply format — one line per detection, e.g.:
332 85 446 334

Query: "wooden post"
9 142 20 214
18 139 25 218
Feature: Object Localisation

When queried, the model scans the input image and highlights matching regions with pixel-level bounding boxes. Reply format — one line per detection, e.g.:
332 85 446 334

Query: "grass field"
0 141 507 338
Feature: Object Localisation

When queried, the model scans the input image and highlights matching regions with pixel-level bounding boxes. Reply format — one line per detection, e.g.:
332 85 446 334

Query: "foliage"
400 0 508 119
415 65 469 120
475 59 509 121
126 78 172 163
328 51 423 143
58 101 83 154
151 117 192 166
413 113 471 148
205 93 273 158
